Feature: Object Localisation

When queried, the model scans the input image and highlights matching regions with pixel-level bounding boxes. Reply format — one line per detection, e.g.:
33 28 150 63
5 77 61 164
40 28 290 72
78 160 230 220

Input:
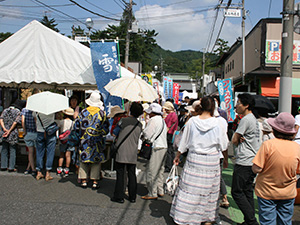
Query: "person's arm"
0 118 7 132
222 150 228 169
295 125 299 134
3 121 18 137
173 151 182 166
232 132 242 145
252 163 262 174
21 115 26 136
73 106 79 119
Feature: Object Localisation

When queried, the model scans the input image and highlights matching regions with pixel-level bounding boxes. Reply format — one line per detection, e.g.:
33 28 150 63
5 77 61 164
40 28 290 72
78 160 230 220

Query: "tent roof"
0 20 135 90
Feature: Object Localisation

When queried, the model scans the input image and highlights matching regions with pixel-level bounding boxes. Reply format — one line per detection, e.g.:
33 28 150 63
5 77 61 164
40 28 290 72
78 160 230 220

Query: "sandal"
8 168 17 173
45 175 53 181
92 182 99 190
81 182 87 188
36 173 44 180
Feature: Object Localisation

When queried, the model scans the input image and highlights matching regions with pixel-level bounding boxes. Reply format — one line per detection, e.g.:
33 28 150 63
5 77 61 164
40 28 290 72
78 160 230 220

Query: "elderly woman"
74 92 109 189
163 101 178 173
110 102 143 203
0 99 24 172
142 103 168 200
252 112 300 225
170 97 229 225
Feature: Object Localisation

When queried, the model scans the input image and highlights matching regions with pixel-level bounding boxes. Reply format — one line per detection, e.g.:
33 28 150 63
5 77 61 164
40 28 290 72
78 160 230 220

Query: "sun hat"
185 100 200 113
142 103 150 111
145 103 162 115
163 101 174 111
107 105 125 118
12 99 26 111
267 112 296 134
85 92 103 108
62 107 74 116
262 119 273 132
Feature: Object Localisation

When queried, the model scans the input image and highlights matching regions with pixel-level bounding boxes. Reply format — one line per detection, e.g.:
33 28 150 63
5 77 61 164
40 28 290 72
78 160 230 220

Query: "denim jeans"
36 132 57 171
258 197 295 225
1 141 16 170
231 164 259 225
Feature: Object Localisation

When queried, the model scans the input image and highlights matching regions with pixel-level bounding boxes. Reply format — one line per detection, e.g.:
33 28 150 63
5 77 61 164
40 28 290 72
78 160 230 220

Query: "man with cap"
252 112 300 225
142 103 168 200
294 106 300 146
163 101 178 173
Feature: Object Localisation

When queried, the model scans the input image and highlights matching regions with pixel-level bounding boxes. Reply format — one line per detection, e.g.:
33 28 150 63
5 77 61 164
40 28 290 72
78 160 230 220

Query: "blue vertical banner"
217 78 235 123
90 42 122 115
163 76 168 99
168 77 173 99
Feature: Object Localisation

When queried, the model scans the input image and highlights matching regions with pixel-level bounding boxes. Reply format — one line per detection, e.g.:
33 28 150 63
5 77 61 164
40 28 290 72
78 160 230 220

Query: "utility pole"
202 49 206 95
242 0 246 85
124 0 133 69
278 0 294 113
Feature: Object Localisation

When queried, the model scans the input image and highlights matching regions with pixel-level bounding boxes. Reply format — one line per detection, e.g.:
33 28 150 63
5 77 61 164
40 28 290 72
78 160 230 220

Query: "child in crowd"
56 107 75 177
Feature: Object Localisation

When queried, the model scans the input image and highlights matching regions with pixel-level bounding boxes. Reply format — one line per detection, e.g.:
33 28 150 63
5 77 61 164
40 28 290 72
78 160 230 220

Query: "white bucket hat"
62 107 74 116
145 103 162 115
85 92 103 108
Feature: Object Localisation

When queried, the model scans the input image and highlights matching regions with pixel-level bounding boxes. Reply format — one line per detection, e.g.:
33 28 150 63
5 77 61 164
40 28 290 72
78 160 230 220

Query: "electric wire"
83 0 121 17
113 0 125 10
0 3 75 8
268 0 272 17
69 0 121 21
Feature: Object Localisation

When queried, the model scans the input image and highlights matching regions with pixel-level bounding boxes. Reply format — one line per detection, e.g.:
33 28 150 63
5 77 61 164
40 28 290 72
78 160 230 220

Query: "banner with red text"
173 83 180 104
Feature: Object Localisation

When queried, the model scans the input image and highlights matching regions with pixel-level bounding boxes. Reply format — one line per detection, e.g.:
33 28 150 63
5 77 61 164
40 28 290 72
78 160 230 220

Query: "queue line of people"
0 91 300 225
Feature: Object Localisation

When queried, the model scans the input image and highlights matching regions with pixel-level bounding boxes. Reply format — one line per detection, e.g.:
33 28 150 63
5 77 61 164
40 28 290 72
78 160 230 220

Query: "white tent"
0 20 136 90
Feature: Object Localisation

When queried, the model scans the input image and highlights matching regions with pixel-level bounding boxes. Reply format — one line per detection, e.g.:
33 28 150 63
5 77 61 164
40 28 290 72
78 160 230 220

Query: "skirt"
170 151 220 224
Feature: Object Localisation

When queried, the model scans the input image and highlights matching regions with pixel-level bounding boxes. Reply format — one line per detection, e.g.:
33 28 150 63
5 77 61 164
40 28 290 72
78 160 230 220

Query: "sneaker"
57 167 63 176
64 168 69 177
24 169 31 175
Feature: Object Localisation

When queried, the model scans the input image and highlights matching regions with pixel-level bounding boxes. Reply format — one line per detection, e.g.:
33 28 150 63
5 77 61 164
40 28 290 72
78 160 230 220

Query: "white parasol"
26 91 69 115
104 76 158 102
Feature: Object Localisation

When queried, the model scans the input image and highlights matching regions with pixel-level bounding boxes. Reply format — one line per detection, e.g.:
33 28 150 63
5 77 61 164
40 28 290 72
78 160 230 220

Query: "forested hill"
149 45 218 74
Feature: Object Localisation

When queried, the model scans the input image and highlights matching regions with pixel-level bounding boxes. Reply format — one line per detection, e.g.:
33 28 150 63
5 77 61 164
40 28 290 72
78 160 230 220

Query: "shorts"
24 132 37 147
60 143 75 153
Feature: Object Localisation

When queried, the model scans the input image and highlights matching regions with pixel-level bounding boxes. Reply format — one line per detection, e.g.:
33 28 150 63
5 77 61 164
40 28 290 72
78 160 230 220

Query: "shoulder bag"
110 120 139 159
138 119 165 160
37 114 59 136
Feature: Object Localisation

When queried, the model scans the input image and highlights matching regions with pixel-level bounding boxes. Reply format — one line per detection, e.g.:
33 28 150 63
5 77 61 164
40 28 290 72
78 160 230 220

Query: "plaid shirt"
21 108 37 133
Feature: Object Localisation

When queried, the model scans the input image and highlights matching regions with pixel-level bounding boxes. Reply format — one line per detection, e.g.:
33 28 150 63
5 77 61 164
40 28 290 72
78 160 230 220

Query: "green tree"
71 25 85 38
40 16 59 32
0 32 13 43
213 38 230 56
90 10 157 72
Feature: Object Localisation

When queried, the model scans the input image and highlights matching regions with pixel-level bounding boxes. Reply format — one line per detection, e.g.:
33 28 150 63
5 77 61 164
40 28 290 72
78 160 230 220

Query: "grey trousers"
146 148 167 197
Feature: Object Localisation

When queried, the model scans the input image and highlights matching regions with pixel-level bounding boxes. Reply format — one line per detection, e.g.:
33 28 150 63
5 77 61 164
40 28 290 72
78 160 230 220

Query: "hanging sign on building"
217 78 235 123
265 40 300 64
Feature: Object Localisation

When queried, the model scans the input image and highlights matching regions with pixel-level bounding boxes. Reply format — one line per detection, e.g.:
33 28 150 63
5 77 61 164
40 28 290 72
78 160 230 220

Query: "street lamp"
85 18 94 38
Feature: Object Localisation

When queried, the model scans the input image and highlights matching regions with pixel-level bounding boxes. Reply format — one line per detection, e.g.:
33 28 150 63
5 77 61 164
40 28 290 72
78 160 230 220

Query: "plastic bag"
164 164 179 196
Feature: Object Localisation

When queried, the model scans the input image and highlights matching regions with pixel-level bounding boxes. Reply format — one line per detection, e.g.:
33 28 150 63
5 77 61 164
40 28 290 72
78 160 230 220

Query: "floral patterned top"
0 107 22 145
74 106 109 163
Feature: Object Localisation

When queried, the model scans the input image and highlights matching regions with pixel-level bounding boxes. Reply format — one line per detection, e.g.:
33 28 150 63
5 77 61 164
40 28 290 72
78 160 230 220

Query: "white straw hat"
85 92 103 108
107 105 125 118
145 103 163 115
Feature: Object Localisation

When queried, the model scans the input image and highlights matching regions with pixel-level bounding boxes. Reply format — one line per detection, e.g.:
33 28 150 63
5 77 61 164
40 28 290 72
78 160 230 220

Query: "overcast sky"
0 0 284 52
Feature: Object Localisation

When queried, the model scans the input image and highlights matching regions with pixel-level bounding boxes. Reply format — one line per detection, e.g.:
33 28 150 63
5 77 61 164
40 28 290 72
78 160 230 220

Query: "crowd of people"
0 91 300 225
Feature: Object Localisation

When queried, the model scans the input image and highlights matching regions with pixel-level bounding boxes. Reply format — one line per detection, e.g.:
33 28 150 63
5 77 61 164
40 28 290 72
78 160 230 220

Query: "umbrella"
26 91 69 115
253 95 276 113
104 76 159 102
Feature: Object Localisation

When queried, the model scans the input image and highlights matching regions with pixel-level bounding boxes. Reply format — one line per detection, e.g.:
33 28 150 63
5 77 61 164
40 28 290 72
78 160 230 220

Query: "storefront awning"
261 77 300 97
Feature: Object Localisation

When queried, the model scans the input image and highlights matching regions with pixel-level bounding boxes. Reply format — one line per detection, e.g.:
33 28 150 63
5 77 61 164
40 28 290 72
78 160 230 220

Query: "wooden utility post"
124 0 133 69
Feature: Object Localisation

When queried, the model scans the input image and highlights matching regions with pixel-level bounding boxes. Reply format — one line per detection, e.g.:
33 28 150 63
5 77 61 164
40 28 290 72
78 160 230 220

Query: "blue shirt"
21 108 37 133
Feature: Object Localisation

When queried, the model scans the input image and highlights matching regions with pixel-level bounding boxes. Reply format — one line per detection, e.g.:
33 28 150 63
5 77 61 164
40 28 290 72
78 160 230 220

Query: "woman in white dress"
170 96 229 225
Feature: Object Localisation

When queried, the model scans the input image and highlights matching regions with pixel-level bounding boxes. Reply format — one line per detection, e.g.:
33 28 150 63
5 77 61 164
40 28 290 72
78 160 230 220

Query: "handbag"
37 114 59 136
172 125 185 151
164 164 179 196
138 119 165 160
110 120 139 159
59 121 73 144
67 124 81 147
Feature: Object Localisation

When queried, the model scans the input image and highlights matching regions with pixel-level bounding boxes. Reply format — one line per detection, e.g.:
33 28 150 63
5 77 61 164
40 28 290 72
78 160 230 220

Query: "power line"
83 0 121 17
268 0 272 17
69 0 121 21
0 3 75 8
32 0 86 26
113 0 125 10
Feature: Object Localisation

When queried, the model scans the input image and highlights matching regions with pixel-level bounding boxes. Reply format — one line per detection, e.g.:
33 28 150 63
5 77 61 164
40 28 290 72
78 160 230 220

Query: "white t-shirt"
57 119 73 133
295 114 300 145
